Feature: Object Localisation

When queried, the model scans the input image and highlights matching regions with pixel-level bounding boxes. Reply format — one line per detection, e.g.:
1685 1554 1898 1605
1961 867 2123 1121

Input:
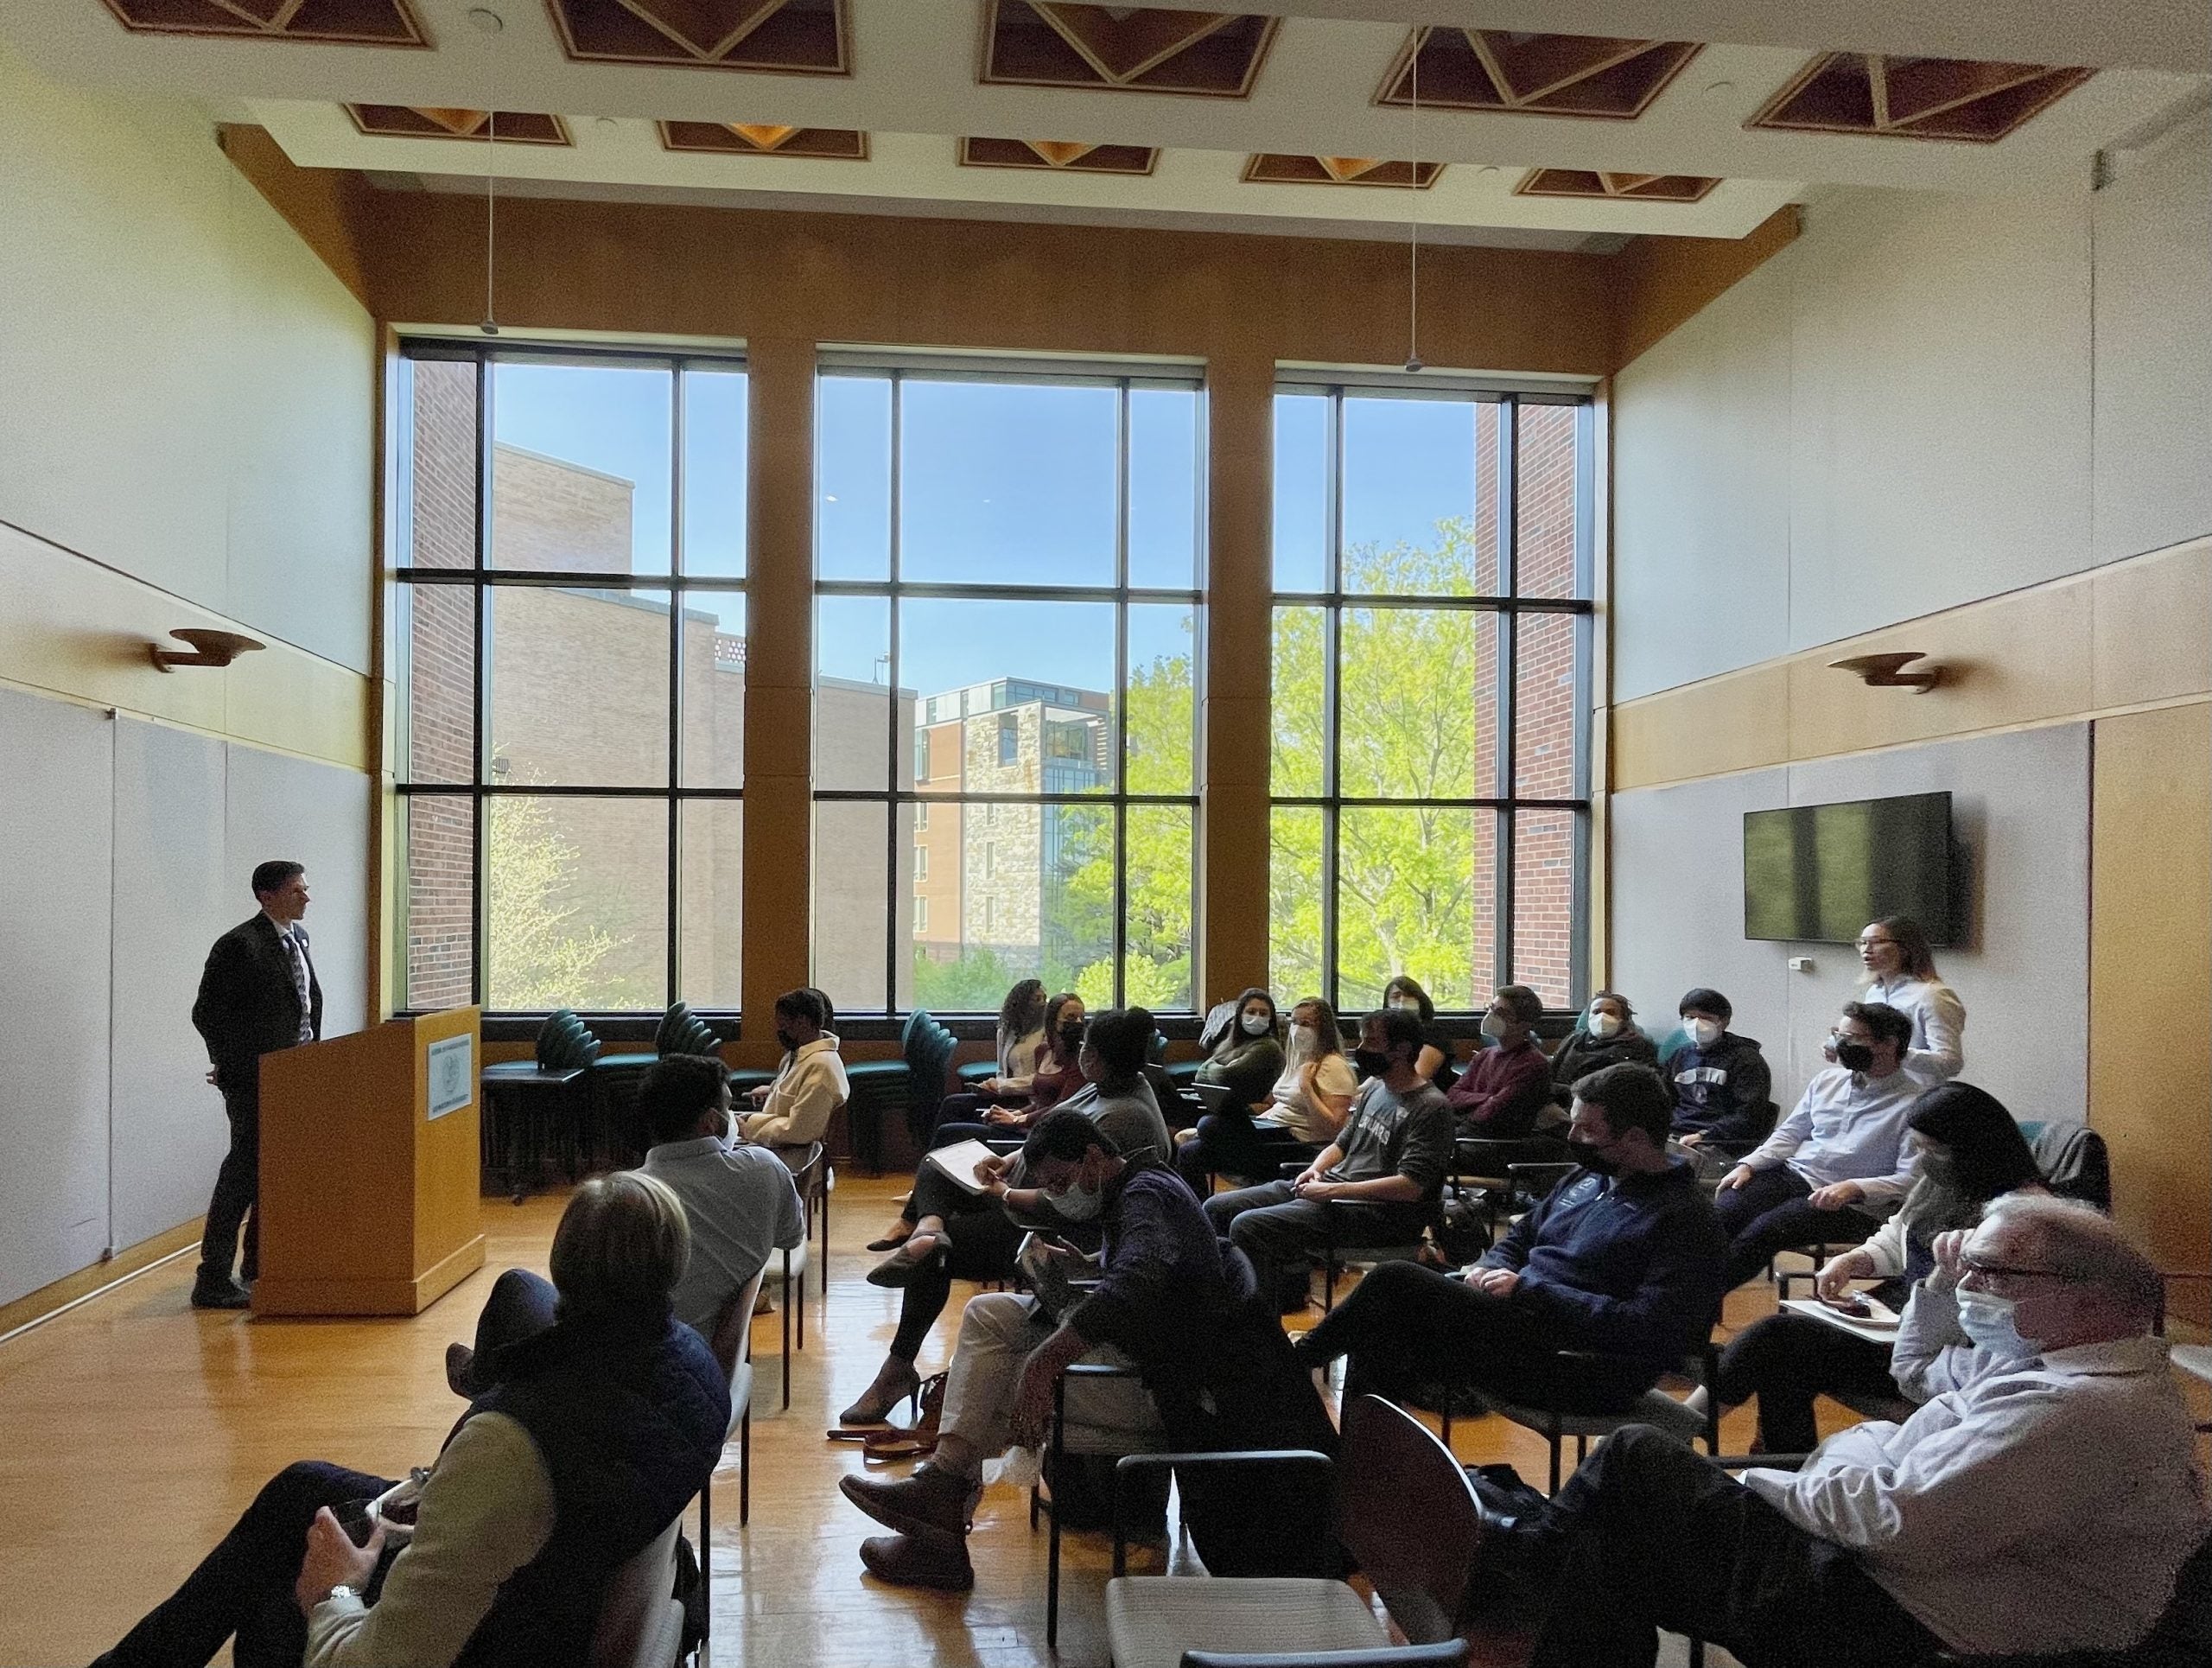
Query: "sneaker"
190 1276 251 1310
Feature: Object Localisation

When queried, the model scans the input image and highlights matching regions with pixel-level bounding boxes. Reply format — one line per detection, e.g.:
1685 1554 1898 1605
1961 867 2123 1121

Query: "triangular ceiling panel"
546 0 849 73
1376 27 1700 119
981 1 1278 98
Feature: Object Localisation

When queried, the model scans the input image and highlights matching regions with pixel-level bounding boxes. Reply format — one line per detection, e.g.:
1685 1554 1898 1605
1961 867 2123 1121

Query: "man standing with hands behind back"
190 861 321 1310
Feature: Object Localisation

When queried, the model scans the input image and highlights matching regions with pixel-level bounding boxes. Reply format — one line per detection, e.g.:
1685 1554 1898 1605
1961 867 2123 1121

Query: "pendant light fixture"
1404 36 1423 373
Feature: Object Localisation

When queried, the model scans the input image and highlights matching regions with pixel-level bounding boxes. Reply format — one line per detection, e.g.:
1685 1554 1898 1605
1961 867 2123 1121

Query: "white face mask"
1480 1015 1508 1041
1956 1291 2036 1358
1050 1179 1106 1221
1394 998 1423 1015
1587 1010 1623 1040
1684 1018 1722 1049
1240 1012 1271 1037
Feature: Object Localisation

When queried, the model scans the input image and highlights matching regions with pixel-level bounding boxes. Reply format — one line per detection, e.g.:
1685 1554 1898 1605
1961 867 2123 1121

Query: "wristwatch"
325 1585 360 1606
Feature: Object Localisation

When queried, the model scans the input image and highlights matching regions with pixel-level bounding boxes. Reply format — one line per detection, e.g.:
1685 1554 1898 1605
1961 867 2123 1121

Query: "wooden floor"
3 1174 1807 1667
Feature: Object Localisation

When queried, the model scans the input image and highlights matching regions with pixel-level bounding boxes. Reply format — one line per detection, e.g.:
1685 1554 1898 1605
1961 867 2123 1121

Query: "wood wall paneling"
1611 535 2211 791
1610 205 1802 371
2088 701 2212 1321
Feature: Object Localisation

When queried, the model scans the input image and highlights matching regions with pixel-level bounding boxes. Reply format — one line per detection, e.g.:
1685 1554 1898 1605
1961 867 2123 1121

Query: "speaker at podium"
252 1007 487 1316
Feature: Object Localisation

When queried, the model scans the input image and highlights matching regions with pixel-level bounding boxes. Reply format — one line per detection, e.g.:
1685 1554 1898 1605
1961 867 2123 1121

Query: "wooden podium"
253 1007 487 1317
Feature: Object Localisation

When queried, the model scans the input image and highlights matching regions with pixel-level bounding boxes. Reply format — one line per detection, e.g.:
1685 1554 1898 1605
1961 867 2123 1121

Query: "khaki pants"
940 1292 1162 1460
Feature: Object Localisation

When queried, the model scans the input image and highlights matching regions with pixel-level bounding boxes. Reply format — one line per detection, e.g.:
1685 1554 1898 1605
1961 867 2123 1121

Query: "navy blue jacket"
455 1305 729 1668
1478 1158 1726 1366
1663 1032 1777 1153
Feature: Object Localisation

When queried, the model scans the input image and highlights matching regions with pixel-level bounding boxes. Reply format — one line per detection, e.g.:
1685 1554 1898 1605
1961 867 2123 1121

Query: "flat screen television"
1744 792 1960 945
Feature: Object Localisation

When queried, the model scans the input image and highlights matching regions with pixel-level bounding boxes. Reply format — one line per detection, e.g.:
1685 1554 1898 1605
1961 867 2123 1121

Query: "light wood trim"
1613 535 2212 789
1198 354 1274 1004
0 518 372 774
738 339 816 1060
214 124 379 312
2088 701 2211 1327
0 1219 201 1342
1610 205 1802 372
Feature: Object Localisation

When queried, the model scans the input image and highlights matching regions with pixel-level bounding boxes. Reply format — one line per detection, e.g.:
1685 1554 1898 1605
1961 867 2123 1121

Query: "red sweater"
1444 1039 1553 1137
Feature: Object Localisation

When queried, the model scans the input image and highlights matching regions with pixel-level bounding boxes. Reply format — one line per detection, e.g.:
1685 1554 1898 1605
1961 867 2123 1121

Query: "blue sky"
490 365 1483 702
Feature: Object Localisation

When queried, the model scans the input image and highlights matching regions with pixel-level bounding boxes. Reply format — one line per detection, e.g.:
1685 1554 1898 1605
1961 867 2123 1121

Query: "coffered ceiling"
9 0 2208 247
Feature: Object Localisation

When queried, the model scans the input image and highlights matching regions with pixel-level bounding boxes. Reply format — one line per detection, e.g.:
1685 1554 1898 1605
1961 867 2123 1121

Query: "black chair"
778 1141 828 1409
696 1266 766 1644
1440 1339 1724 1493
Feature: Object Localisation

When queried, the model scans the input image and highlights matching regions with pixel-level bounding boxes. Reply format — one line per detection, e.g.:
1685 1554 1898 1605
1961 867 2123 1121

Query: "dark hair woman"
1707 1081 2044 1452
1381 974 1457 1091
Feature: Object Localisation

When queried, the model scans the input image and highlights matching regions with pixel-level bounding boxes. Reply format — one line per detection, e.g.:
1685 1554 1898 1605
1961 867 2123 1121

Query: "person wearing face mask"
1464 1194 2203 1668
838 1108 1335 1591
1662 988 1777 1161
1291 1063 1724 1415
1713 1002 1923 1291
1382 975 1458 1092
1445 984 1554 1138
1844 915 1966 1085
1547 992 1659 1107
1703 1082 2046 1453
841 1009 1166 1427
1173 988 1295 1188
1205 1007 1456 1313
736 986 849 1165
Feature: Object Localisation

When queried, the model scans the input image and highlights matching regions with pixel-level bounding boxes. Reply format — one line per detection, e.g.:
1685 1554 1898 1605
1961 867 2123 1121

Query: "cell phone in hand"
334 1499 379 1547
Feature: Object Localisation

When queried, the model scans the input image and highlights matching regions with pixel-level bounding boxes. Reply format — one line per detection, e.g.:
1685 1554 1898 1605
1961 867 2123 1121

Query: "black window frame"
813 357 1206 1019
1268 379 1597 1016
391 337 751 1018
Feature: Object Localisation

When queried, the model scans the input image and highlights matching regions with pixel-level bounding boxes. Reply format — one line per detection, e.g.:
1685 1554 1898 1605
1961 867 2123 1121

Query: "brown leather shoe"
839 1461 978 1537
859 1527 974 1592
445 1342 478 1398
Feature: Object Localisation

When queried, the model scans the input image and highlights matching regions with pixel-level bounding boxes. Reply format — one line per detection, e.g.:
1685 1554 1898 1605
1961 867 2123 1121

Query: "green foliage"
912 944 1027 1013
486 794 632 1010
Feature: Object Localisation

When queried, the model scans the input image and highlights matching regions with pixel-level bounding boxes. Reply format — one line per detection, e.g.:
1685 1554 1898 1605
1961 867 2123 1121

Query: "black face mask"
776 1028 798 1054
1568 1138 1617 1176
1352 1047 1390 1077
1835 1039 1876 1072
1058 1021 1084 1051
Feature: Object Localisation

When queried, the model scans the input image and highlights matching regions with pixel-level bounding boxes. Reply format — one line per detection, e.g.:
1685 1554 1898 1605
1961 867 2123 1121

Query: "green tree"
485 794 626 1009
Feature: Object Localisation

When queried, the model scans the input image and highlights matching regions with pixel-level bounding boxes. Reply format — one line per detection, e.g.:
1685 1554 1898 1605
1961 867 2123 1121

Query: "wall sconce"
1829 651 1942 692
151 628 265 673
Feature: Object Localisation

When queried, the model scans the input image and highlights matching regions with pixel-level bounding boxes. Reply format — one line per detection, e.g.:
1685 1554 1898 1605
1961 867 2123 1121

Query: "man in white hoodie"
1487 1194 2207 1668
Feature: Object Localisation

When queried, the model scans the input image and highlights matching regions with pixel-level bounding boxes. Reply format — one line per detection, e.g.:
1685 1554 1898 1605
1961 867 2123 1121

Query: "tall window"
392 343 748 1014
1269 383 1593 1014
813 360 1202 1015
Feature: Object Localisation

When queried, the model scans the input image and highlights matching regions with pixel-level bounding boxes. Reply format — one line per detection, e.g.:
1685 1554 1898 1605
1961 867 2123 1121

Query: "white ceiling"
5 0 2207 241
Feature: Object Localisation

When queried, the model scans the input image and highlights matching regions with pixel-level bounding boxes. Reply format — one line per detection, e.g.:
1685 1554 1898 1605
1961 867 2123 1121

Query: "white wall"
0 41 374 673
1 703 372 1307
1614 111 2212 702
1610 724 2091 1124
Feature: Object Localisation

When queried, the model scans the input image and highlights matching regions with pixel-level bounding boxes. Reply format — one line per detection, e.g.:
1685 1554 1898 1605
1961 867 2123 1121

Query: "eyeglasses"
1958 1255 2082 1287
1855 937 1897 951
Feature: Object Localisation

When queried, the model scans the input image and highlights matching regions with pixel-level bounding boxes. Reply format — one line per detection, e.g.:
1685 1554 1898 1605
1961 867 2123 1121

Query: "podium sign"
253 1007 487 1316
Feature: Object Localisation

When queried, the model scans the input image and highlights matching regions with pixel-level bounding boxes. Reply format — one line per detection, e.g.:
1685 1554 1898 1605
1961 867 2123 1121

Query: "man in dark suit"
190 861 321 1309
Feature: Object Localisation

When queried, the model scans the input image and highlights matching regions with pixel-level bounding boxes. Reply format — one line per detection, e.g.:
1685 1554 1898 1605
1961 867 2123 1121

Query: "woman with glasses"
1704 1081 2044 1452
1847 915 1966 1085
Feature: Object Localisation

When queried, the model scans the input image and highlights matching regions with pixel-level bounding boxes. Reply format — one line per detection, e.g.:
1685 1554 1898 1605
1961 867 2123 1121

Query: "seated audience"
1174 991 1343 1189
1714 1001 1923 1291
836 1111 1332 1591
1382 973 1459 1091
739 986 849 1162
840 1009 1166 1425
1444 984 1553 1139
874 990 1085 1251
1709 1081 2045 1451
627 1053 805 1339
912 978 1052 1149
1193 987 1286 1111
1293 1063 1724 1411
1545 991 1658 1105
1205 1007 1453 1309
1663 987 1776 1158
93 1175 728 1668
1482 1196 2207 1668
1853 914 1967 1085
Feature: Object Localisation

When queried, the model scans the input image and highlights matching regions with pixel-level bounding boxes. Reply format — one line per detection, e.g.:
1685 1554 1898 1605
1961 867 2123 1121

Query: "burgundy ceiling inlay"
980 2 1279 98
1377 28 1699 118
102 0 426 46
346 105 570 143
1243 154 1441 188
958 136 1159 174
660 121 868 157
545 0 849 73
1747 52 2094 143
1515 168 1718 201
